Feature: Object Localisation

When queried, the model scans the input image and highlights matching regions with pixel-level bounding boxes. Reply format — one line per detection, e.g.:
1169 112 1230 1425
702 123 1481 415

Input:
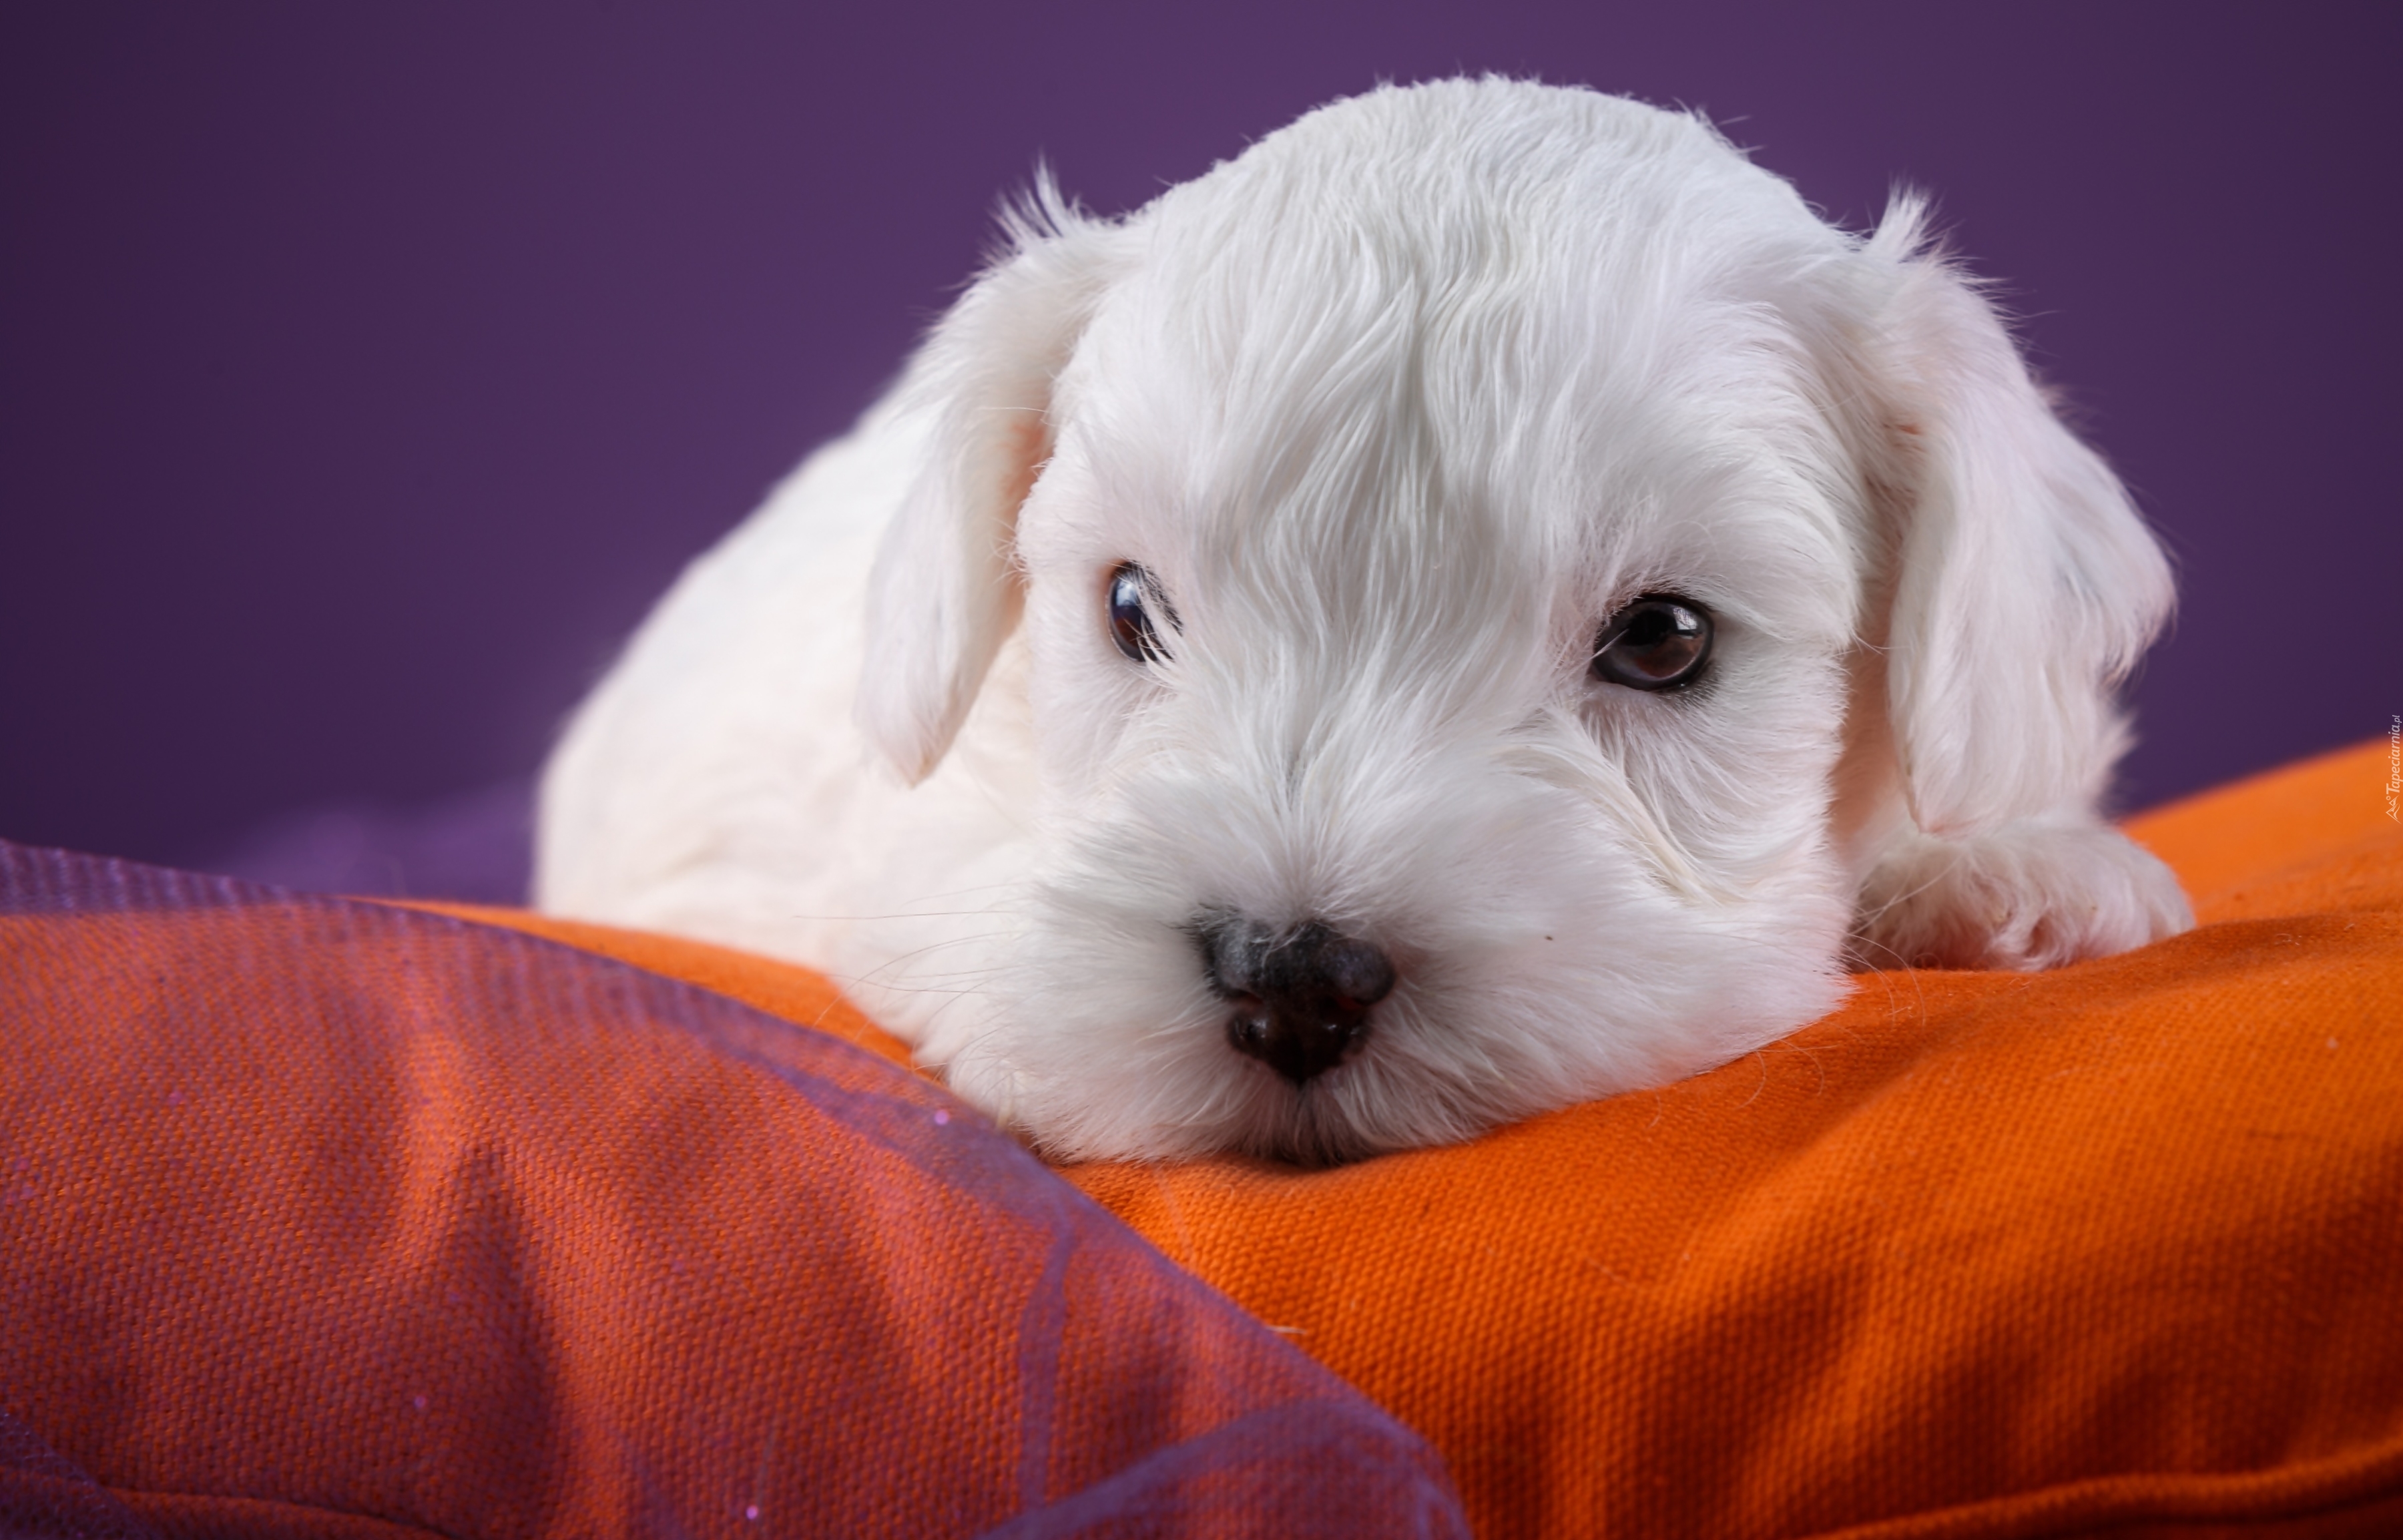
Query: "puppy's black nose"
1199 917 1395 1085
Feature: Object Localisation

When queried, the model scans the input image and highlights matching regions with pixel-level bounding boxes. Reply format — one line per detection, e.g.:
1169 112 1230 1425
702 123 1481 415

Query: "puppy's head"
859 79 2185 1163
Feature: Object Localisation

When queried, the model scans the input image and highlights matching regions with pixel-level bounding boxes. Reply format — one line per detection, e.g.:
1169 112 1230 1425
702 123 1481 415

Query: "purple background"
4 3 2398 901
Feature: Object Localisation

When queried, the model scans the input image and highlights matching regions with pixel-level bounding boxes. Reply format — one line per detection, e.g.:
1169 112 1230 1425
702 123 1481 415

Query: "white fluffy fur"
537 79 2191 1164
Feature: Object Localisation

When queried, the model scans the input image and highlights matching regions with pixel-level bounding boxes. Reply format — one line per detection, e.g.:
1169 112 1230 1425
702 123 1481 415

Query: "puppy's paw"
1851 821 2193 972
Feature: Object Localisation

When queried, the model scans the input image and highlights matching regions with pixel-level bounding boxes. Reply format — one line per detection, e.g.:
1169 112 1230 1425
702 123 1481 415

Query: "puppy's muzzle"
1197 916 1396 1086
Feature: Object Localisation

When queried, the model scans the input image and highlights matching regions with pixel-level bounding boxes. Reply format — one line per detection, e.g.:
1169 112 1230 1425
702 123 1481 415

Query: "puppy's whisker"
846 931 1017 978
780 908 1015 925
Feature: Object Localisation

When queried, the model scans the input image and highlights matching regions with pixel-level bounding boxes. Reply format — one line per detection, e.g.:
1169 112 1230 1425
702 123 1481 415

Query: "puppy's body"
539 81 2190 1162
541 401 1045 1023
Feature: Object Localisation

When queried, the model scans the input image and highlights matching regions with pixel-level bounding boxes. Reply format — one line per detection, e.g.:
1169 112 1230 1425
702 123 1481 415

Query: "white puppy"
537 79 2191 1164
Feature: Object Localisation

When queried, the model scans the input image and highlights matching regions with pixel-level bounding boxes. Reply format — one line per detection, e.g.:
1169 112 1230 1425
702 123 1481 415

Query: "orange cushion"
459 742 2403 1537
0 858 1462 1535
1057 739 2403 1539
8 741 2398 1537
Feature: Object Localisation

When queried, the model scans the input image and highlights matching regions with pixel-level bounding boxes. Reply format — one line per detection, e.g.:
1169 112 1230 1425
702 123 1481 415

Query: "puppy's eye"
1591 594 1713 691
1108 561 1177 664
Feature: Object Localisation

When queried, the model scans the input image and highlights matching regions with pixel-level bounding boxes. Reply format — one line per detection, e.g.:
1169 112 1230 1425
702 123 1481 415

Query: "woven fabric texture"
1055 742 2403 1538
0 853 1468 1538
439 742 2403 1538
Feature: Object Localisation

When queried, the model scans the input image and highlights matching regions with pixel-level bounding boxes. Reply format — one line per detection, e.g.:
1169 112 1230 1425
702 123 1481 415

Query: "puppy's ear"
1868 199 2172 830
1850 199 2190 968
858 180 1122 783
